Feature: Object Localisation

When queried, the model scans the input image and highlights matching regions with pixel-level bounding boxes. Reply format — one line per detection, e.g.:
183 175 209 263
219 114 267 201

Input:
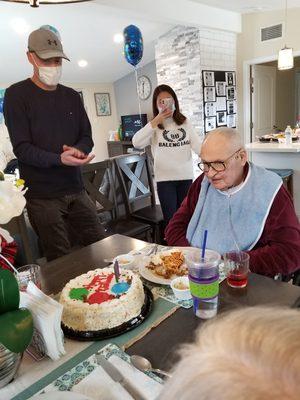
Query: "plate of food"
139 248 193 285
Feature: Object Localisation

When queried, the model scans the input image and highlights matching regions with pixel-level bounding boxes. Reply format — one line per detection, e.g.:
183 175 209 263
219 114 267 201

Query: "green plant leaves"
0 269 20 314
0 308 33 353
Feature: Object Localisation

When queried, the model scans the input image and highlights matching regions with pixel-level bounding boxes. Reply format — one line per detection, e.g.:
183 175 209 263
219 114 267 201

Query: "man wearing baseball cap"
4 28 105 261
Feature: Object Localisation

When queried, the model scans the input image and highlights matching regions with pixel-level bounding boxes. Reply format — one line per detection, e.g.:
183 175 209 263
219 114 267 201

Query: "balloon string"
134 67 143 129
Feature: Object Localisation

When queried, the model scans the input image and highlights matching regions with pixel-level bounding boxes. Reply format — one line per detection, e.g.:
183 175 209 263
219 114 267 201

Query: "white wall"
0 81 118 162
66 82 118 161
114 61 157 122
237 8 300 139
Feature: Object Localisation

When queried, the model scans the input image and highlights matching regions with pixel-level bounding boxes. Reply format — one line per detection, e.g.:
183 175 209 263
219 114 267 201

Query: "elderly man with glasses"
165 127 300 277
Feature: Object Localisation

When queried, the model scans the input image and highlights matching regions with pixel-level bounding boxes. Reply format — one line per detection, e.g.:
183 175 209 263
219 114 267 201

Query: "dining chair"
114 153 164 243
82 160 152 242
1 211 34 264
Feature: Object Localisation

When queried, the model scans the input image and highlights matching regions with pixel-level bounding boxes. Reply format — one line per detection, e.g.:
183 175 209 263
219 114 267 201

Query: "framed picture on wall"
0 89 5 124
226 86 236 100
227 100 237 114
94 92 111 116
216 81 226 96
225 71 236 86
204 102 217 117
204 87 216 102
217 111 227 126
203 71 215 86
216 97 226 111
227 114 236 128
205 116 216 132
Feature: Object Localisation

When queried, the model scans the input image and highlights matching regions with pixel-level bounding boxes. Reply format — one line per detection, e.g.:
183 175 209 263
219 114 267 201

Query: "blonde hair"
159 306 300 400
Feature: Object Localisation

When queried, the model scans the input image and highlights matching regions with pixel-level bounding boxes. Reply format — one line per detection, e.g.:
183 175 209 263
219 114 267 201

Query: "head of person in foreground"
159 306 300 400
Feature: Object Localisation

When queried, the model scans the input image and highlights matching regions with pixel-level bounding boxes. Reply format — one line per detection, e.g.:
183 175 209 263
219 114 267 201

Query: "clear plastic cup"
185 249 221 319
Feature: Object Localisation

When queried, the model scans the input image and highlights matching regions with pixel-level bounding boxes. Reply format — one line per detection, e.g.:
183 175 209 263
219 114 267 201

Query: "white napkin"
20 283 65 360
27 282 65 356
72 355 163 400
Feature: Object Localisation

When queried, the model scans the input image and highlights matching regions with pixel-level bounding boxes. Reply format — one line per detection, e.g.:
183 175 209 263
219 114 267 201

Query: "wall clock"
137 75 152 100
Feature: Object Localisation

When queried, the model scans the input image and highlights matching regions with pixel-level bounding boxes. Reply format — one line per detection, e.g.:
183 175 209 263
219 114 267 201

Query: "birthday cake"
59 268 145 331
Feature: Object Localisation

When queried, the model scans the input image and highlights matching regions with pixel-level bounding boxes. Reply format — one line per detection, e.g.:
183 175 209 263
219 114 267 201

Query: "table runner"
2 298 177 400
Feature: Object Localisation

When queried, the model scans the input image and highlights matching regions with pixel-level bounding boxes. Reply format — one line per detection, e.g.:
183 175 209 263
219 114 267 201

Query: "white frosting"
59 268 145 331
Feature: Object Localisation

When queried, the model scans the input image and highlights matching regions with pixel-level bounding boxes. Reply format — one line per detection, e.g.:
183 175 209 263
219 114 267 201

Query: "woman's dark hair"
152 84 186 129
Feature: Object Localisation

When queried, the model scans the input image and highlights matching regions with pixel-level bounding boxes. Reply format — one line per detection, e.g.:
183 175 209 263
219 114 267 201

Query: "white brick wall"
156 26 236 136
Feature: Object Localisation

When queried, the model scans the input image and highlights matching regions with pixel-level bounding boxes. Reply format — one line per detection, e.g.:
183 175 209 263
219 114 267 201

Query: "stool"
267 168 293 197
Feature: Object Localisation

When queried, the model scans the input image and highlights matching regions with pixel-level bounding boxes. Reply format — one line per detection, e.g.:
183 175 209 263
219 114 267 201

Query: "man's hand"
62 145 87 159
61 145 95 166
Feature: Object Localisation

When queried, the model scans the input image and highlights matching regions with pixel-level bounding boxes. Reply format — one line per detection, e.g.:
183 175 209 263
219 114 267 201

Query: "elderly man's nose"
206 166 216 176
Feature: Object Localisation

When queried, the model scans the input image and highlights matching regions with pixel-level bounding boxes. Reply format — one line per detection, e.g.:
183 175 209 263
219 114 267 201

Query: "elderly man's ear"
239 149 248 165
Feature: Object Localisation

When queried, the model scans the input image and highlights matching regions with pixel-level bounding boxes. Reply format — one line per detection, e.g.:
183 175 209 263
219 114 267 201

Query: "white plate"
33 392 92 400
139 247 195 285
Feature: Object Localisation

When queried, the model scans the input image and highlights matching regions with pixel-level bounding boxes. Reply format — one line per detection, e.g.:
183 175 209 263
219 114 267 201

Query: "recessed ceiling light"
242 6 267 13
113 33 124 44
78 59 88 68
11 18 30 35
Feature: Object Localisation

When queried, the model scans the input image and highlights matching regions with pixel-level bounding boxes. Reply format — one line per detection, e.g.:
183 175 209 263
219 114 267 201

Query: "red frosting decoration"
84 273 114 291
87 291 115 304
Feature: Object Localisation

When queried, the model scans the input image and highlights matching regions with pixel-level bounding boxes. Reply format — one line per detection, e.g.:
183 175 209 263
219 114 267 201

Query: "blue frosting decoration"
111 282 130 295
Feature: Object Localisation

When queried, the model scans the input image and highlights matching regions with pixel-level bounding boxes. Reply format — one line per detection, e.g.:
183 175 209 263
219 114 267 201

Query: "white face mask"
38 65 62 86
31 54 62 86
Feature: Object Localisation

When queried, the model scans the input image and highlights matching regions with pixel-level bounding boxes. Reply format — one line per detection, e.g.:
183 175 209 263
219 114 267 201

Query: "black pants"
157 179 192 225
27 191 106 261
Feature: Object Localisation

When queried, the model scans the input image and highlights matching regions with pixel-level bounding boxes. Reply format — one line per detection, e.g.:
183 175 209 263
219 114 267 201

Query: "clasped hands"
61 144 95 166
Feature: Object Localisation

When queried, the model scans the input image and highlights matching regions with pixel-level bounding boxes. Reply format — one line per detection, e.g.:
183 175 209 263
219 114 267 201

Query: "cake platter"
61 286 153 341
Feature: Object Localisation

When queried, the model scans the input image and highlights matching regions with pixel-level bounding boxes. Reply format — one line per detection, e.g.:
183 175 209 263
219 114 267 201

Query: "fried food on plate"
146 250 187 279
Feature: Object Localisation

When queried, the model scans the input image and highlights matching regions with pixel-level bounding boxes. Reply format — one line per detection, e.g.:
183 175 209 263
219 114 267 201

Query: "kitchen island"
246 141 300 219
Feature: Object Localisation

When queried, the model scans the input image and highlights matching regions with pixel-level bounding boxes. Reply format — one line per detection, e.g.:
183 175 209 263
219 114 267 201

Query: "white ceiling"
0 1 173 84
2 0 299 84
191 0 300 13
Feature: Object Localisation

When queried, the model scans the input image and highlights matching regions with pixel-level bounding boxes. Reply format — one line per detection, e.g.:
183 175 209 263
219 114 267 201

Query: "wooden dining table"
41 234 300 372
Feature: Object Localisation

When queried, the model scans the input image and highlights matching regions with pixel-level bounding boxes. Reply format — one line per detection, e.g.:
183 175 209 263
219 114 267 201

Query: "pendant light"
278 0 294 70
1 0 91 7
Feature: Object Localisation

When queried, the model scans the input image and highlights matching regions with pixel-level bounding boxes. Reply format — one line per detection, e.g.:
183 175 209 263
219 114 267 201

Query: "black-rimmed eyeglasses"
198 148 242 173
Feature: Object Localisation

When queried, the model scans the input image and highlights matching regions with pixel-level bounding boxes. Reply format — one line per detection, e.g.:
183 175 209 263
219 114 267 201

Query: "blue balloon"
123 25 143 67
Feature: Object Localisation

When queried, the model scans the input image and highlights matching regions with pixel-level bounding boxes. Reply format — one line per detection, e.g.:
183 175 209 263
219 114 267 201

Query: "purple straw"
201 230 208 260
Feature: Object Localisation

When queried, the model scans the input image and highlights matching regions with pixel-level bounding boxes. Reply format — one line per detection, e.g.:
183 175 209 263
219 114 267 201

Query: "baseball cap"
28 28 70 61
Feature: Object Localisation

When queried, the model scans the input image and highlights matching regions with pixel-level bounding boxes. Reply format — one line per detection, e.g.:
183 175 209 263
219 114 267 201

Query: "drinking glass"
16 264 41 291
223 251 250 288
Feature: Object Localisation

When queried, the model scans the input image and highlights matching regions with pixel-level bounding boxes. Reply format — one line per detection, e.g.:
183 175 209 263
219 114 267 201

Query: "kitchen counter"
246 141 300 153
246 142 300 219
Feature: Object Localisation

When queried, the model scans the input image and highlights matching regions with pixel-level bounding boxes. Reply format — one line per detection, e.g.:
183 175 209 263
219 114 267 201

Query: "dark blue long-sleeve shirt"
4 79 93 199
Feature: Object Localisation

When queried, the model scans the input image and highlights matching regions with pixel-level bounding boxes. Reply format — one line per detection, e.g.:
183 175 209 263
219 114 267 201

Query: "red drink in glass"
227 270 248 288
224 251 250 289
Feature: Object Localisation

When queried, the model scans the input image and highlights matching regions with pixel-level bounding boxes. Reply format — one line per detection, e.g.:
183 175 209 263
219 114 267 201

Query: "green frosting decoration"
69 287 89 301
